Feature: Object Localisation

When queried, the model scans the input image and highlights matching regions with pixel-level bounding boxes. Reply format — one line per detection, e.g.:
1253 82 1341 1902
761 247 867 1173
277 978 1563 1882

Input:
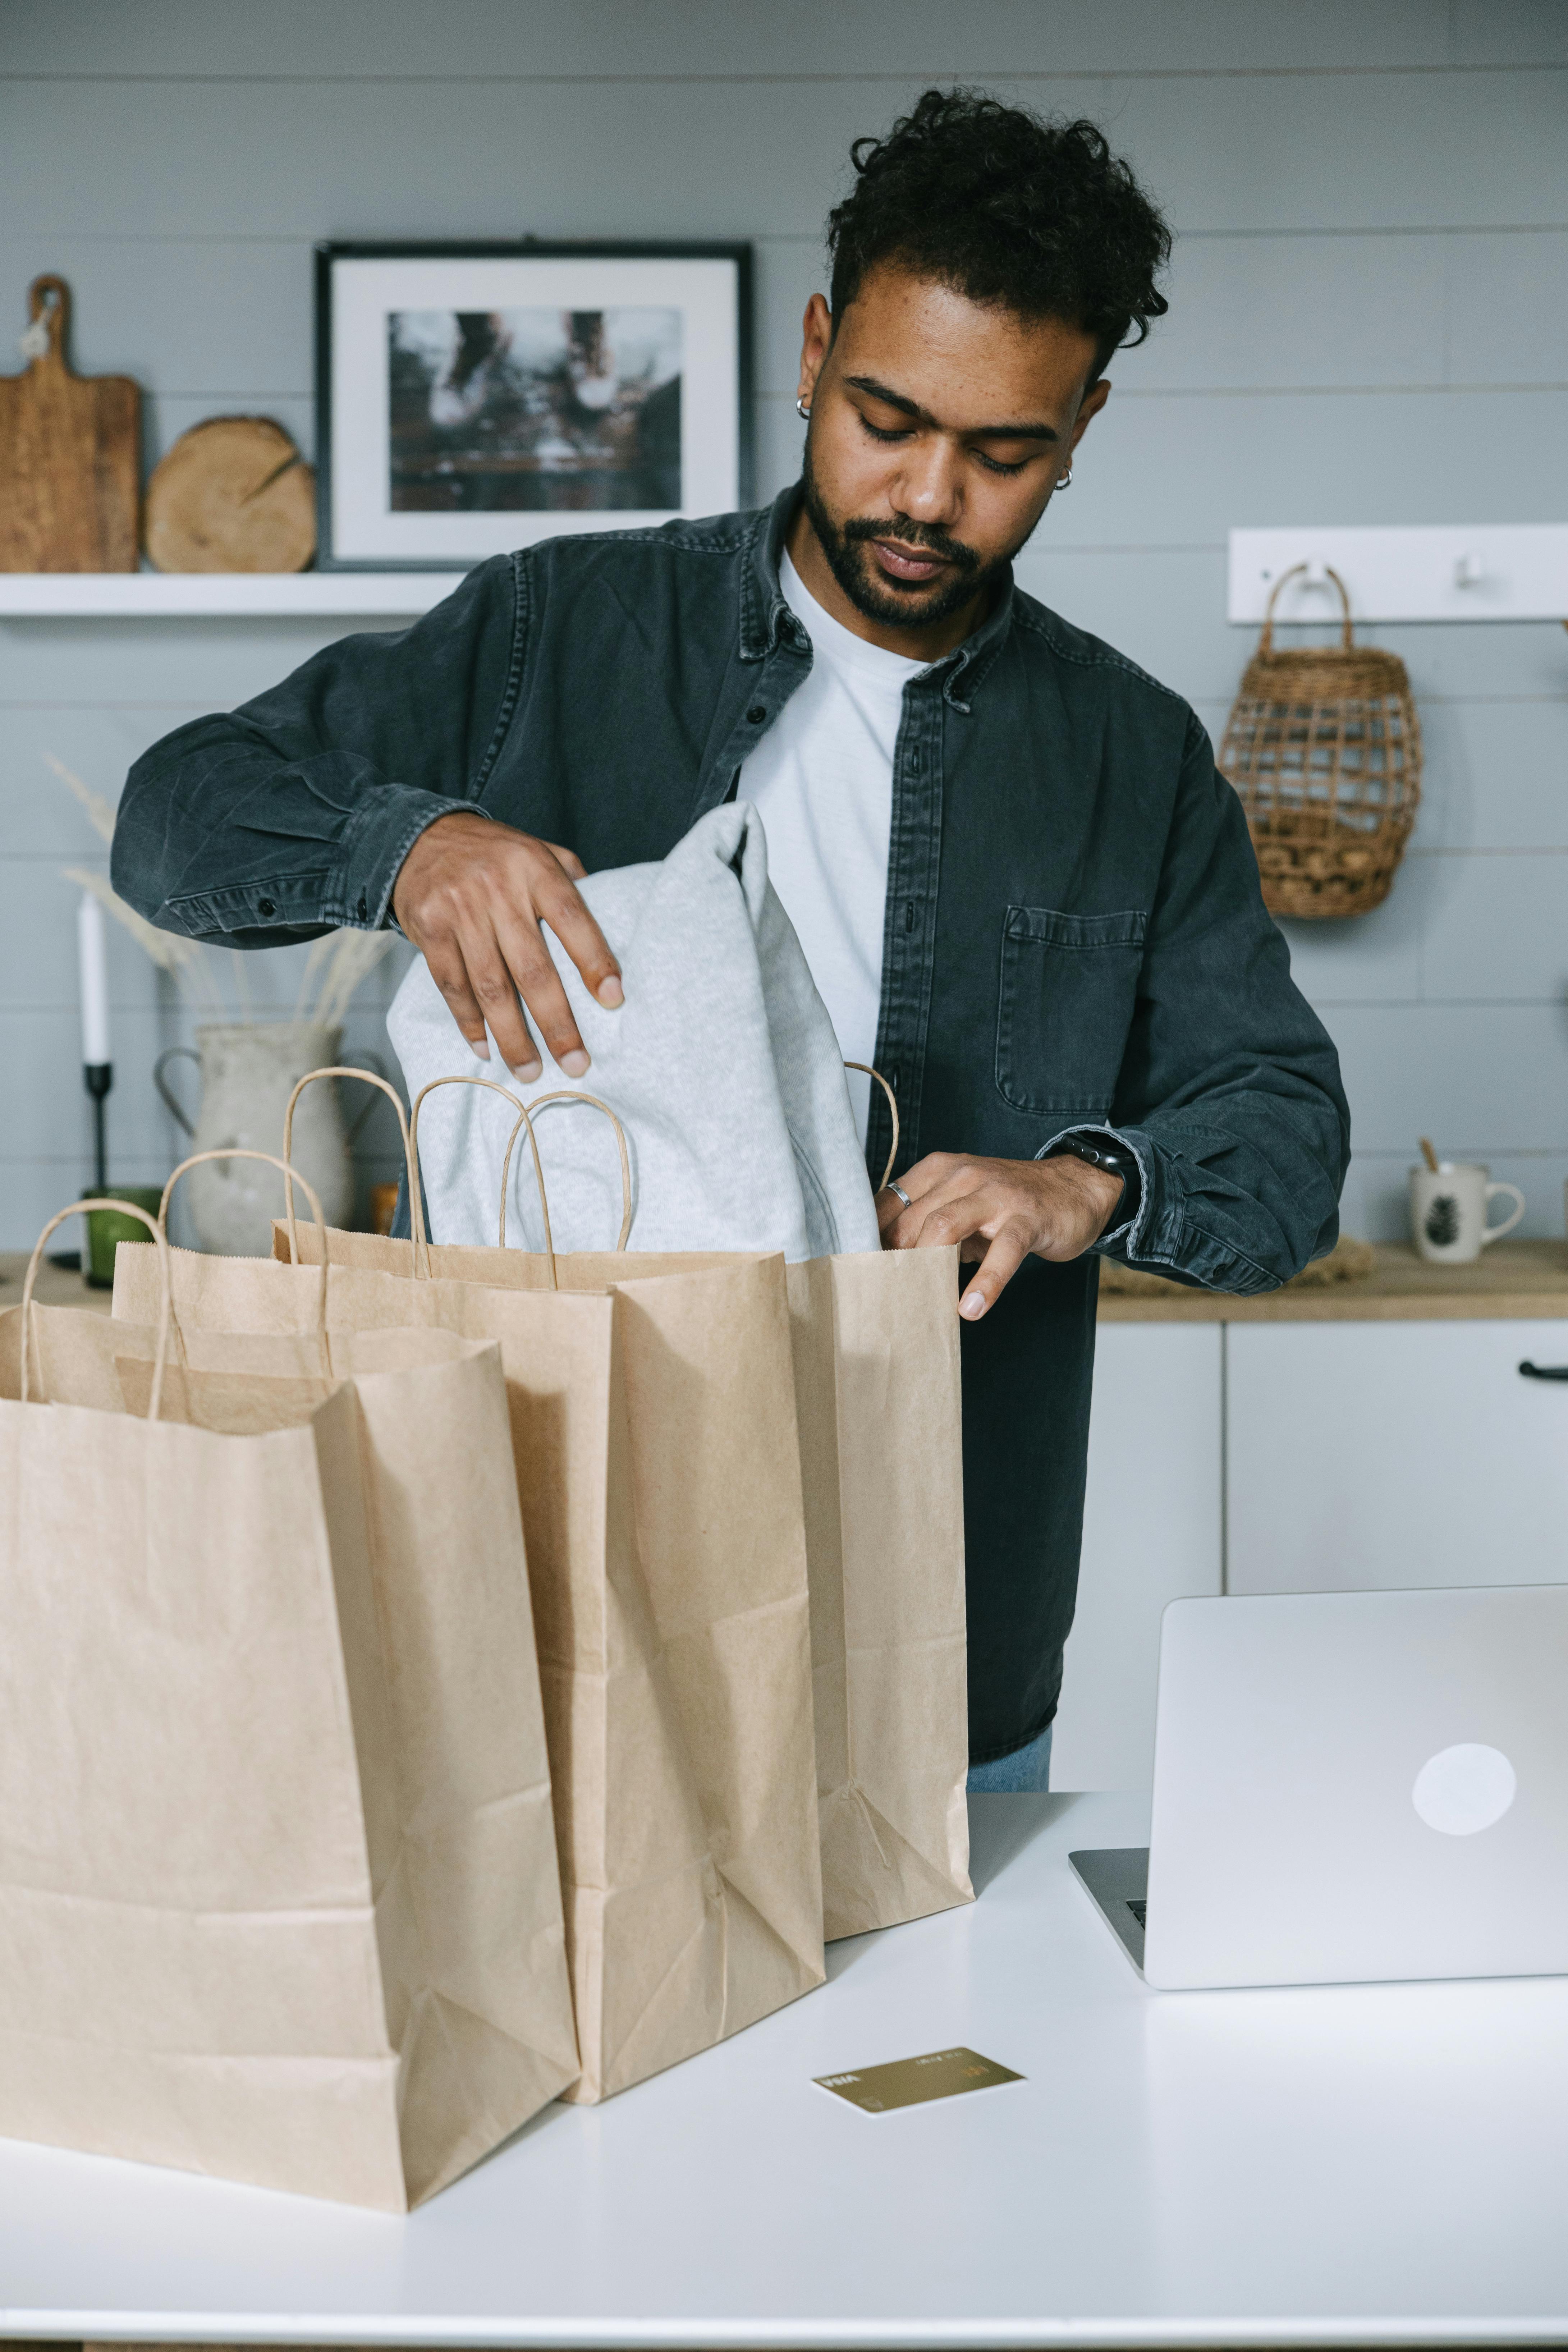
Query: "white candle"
77 891 110 1066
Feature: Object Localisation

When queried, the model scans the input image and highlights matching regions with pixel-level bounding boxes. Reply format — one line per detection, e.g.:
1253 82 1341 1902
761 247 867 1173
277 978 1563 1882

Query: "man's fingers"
422 940 495 1064
391 815 625 1063
895 1152 960 1200
879 1150 1108 1316
903 1187 991 1254
958 1220 1032 1321
882 1169 1036 1317
881 1164 981 1252
875 1185 905 1241
535 863 624 1010
493 908 592 1078
876 1153 963 1243
459 932 542 1080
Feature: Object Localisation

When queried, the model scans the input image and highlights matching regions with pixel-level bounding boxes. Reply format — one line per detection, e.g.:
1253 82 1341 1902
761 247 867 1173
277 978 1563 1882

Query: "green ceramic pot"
81 1185 165 1291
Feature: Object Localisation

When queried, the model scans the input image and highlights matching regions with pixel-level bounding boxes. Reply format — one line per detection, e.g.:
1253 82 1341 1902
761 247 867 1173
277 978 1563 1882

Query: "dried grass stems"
50 755 394 1024
290 927 395 1027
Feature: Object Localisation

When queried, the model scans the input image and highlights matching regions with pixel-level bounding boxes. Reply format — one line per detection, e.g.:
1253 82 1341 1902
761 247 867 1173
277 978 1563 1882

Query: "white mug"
1409 1163 1525 1264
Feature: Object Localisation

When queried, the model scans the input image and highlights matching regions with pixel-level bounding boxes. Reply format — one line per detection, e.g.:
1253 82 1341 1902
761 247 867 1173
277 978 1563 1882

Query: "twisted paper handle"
280 1064 413 1266
845 1062 901 1195
161 1150 333 1370
21 1200 174 1418
409 1074 634 1292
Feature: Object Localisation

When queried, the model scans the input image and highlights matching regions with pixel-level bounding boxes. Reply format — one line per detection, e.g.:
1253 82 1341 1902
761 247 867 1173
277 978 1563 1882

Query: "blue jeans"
966 1723 1052 1793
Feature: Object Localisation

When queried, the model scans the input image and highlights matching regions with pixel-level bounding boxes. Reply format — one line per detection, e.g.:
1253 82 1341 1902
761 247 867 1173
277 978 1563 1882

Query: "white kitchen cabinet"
1052 1251 1568 1789
1050 1322 1223 1791
1227 1318 1568 1595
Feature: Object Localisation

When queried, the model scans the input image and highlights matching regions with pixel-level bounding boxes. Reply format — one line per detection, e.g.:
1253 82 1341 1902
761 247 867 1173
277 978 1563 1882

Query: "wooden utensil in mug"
0 275 139 571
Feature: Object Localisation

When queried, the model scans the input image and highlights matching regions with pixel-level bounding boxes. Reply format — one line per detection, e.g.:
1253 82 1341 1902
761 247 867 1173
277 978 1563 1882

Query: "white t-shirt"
739 549 929 1146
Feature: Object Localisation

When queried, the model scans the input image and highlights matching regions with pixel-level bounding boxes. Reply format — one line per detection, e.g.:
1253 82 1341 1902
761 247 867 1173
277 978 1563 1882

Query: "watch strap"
1043 1132 1142 1230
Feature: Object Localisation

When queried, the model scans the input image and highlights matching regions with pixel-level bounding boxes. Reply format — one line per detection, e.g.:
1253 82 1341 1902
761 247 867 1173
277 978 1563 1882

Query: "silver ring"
887 1182 912 1209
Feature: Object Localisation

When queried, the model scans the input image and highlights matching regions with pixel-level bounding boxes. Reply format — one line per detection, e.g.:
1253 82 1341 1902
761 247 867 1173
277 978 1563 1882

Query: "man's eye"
974 450 1032 477
858 416 912 444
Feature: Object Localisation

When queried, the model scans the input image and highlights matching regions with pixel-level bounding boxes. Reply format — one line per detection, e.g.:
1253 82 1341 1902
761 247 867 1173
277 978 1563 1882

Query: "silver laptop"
1071 1584 1568 1990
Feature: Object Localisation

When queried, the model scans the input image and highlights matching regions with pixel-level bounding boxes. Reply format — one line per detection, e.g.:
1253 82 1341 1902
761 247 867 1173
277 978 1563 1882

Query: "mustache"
839 515 981 575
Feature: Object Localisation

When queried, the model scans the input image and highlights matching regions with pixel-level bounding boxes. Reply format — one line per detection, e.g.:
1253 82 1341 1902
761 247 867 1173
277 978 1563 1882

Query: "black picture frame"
314 239 755 572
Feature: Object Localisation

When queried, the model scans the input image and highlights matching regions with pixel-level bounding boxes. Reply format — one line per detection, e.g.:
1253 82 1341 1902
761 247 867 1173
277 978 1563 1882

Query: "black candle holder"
84 1059 112 1192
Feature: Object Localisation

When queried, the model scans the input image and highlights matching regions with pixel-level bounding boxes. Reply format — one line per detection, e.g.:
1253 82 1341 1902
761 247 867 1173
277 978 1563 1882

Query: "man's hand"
391 811 623 1081
877 1150 1127 1321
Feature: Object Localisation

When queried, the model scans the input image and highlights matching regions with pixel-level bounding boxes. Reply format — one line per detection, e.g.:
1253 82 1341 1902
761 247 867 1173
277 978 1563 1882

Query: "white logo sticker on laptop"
1412 1743 1517 1837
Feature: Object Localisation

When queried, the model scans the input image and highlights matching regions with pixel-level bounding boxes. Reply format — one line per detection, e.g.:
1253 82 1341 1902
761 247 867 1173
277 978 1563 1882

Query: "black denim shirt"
114 486 1349 1762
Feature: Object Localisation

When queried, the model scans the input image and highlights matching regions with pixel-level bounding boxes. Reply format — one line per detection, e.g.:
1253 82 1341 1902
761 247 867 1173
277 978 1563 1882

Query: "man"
114 90 1349 1792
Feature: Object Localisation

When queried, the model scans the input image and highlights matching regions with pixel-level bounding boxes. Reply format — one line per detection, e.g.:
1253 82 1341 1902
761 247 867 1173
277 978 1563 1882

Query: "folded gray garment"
386 801 883 1261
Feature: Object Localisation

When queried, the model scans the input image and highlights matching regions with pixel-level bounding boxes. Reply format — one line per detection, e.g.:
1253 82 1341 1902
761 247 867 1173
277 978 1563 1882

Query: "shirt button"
356 895 368 922
746 703 766 724
257 897 276 917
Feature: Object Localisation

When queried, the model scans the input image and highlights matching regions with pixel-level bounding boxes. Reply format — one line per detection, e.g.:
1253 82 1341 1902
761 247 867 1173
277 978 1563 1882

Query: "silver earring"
796 396 811 421
1055 466 1073 489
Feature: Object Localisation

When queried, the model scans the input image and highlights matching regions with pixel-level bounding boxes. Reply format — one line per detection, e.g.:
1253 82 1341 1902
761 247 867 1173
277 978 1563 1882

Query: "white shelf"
13 539 1561 626
0 571 469 619
1228 524 1568 625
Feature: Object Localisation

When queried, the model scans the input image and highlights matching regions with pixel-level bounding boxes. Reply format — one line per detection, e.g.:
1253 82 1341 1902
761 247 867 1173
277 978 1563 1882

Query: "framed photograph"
315 240 753 569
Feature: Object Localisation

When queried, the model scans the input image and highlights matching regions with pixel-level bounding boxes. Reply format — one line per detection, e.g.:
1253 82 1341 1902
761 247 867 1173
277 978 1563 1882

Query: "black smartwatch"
1042 1132 1141 1230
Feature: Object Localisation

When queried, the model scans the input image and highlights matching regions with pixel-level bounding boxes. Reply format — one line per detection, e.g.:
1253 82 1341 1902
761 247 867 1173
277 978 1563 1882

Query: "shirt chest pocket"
994 906 1148 1118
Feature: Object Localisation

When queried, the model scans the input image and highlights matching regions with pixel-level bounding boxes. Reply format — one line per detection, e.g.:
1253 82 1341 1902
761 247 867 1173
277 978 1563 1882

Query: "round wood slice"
143 415 316 573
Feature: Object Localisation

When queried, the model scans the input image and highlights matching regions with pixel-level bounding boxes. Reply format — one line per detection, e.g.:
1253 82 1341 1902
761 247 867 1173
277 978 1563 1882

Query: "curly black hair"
826 89 1170 377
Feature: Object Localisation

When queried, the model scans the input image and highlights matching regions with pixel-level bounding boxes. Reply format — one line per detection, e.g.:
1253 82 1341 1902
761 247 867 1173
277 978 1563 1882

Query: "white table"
5 1793 1568 2348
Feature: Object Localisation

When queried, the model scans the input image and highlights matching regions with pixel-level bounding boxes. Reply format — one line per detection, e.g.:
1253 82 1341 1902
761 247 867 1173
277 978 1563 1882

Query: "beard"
800 438 1019 635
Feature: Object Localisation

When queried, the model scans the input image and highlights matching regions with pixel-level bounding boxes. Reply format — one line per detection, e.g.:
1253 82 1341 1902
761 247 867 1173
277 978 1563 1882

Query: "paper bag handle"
408 1073 550 1279
497 1090 633 1256
280 1065 413 1267
159 1151 333 1370
408 1074 633 1289
845 1062 901 1195
21 1201 174 1419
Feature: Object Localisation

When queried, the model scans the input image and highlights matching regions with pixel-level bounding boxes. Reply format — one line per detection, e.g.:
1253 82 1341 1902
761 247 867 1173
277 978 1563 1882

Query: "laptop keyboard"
1068 1849 1150 1970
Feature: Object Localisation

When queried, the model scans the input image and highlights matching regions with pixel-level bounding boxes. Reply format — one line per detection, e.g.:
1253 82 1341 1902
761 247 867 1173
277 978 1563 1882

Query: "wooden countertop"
1099 1238 1568 1323
0 1253 115 1314
8 1244 1568 1330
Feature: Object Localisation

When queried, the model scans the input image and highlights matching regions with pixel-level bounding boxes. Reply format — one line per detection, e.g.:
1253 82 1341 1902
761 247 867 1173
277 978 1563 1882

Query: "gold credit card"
814 2046 1023 2114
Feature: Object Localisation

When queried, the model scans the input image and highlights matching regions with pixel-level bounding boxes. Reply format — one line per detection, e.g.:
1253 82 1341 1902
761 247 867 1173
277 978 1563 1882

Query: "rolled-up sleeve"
111 554 522 947
1095 712 1351 1293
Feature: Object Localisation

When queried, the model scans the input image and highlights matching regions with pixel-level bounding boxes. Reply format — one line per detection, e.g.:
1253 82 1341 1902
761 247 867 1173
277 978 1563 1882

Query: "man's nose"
895 437 963 526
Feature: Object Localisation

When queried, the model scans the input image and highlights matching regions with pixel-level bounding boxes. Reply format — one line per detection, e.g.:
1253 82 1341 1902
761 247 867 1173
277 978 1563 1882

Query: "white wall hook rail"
1228 525 1568 626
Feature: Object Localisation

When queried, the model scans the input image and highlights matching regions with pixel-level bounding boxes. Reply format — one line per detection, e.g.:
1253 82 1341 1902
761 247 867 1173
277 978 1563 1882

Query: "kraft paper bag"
117 1112 826 2103
785 1247 972 1939
7 1183 578 2209
273 1068 971 1940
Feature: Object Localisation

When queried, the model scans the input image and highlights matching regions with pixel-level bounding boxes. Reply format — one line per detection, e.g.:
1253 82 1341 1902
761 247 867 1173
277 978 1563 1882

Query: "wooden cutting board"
145 415 315 572
0 274 140 570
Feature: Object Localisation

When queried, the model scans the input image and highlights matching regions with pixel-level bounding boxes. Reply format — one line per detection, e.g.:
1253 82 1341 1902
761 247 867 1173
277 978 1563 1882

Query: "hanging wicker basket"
1219 564 1422 920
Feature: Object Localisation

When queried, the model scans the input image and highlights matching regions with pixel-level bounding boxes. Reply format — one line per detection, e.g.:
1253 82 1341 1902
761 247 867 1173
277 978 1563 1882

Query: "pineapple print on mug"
1408 1158 1525 1266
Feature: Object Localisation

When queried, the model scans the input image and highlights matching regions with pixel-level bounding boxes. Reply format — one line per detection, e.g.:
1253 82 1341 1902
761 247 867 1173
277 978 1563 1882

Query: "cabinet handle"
1519 1361 1568 1381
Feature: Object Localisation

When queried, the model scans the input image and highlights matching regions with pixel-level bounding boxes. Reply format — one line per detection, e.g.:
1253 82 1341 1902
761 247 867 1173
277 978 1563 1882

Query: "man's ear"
1070 377 1113 451
797 291 834 408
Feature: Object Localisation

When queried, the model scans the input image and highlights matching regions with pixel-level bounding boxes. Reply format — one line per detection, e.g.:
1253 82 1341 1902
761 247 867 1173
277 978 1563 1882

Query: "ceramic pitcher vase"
154 1022 386 1255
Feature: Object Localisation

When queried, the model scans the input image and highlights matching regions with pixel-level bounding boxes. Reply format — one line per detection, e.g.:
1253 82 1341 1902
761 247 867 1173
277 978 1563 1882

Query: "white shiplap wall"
1 0 1565 1245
